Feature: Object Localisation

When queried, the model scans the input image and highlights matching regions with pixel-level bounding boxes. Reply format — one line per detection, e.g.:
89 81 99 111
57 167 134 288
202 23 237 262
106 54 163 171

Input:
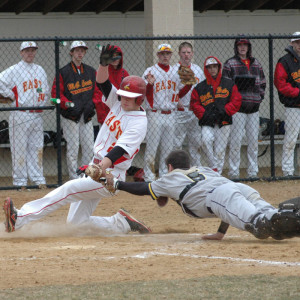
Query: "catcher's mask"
116 76 146 106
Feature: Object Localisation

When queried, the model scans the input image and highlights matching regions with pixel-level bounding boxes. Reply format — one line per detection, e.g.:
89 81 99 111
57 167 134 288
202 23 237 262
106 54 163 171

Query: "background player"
3 45 150 235
274 32 300 177
190 56 241 174
142 43 181 182
106 150 300 241
51 41 100 179
173 42 205 167
0 41 49 190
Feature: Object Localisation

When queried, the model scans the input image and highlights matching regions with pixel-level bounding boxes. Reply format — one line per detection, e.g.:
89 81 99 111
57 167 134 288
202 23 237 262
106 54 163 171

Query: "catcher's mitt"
85 164 103 183
178 66 197 85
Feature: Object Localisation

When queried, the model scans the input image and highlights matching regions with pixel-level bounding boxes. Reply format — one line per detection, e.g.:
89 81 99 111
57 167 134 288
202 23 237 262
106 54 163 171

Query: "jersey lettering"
38 93 45 102
155 80 177 93
200 92 213 105
291 69 300 83
171 94 179 103
107 142 116 153
23 79 43 92
215 87 229 98
106 115 123 139
105 115 116 126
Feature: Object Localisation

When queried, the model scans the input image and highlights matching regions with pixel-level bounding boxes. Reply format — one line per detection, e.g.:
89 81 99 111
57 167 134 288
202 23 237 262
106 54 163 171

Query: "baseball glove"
178 66 197 85
84 164 103 183
100 44 121 66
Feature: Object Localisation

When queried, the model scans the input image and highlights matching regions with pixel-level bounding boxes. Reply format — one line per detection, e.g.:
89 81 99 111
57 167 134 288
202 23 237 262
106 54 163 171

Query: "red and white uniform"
142 64 180 181
173 63 205 167
0 60 49 186
14 85 147 233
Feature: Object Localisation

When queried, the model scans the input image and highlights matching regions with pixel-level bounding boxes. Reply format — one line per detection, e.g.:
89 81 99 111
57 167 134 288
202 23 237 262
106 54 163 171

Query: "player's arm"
201 221 229 240
96 45 121 98
117 181 151 196
0 68 16 100
274 62 300 98
190 88 205 119
224 84 242 116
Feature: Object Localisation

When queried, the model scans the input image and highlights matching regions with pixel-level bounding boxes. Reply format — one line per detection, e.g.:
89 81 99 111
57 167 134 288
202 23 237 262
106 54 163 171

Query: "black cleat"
119 208 151 234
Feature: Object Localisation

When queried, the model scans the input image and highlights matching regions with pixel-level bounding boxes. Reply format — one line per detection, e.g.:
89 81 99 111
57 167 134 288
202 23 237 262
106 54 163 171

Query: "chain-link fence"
0 35 298 189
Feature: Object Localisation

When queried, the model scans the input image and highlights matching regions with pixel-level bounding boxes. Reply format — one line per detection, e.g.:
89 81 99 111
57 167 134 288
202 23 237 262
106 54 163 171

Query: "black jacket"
60 62 96 123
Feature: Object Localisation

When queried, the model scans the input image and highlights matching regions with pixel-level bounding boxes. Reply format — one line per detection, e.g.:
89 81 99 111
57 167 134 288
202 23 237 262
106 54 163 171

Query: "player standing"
173 42 205 167
51 41 101 179
0 41 49 190
142 43 180 181
3 45 151 235
190 56 241 174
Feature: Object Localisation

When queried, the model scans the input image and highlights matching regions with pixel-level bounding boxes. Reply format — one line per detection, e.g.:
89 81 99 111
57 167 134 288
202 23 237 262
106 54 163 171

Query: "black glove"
100 44 121 66
76 165 89 176
200 110 216 126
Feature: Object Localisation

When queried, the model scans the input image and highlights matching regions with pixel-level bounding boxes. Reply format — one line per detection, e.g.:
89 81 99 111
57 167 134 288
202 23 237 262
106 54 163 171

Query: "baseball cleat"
3 197 17 232
270 210 300 233
119 208 151 234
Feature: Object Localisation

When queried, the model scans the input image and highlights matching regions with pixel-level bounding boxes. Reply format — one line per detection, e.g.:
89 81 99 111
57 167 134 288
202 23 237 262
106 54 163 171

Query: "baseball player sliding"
0 41 49 189
102 150 300 241
3 45 151 235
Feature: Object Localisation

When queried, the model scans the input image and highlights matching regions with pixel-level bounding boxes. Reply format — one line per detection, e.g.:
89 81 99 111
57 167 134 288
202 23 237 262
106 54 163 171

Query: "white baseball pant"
14 176 131 234
229 112 260 178
174 110 202 167
62 115 94 179
9 111 46 186
144 111 175 181
206 182 277 230
201 125 231 174
282 107 300 176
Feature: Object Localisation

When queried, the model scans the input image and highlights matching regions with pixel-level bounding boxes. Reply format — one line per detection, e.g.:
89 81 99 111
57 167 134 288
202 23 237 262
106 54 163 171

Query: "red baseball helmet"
116 76 146 106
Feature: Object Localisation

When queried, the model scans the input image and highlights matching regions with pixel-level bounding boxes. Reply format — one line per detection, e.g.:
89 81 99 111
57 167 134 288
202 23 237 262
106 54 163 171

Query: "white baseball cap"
205 57 218 66
20 41 38 51
291 32 300 42
70 41 88 50
157 43 173 53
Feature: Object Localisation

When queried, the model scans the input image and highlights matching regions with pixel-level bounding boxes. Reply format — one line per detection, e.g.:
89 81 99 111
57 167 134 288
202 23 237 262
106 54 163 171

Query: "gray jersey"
150 166 231 218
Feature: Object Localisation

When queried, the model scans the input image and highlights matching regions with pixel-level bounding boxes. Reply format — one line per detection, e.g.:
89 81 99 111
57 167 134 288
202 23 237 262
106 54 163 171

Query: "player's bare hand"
104 171 119 194
0 94 13 104
145 71 155 85
201 232 225 240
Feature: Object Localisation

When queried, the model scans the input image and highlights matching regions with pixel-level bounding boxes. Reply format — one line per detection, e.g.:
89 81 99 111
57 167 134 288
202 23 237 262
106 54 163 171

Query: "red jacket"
191 56 242 127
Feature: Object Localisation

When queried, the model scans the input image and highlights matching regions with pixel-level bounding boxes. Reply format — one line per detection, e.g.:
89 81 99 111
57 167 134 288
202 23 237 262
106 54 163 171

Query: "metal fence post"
268 36 275 179
54 38 63 186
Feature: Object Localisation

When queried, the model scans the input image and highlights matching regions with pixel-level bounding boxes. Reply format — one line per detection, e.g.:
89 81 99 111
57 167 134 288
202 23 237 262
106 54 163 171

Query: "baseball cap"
236 38 250 45
291 32 300 42
70 41 88 50
205 57 218 66
157 43 173 53
20 41 38 51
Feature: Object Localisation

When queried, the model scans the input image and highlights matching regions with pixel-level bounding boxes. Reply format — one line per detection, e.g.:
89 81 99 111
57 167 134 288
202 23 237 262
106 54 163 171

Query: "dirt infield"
0 180 300 290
